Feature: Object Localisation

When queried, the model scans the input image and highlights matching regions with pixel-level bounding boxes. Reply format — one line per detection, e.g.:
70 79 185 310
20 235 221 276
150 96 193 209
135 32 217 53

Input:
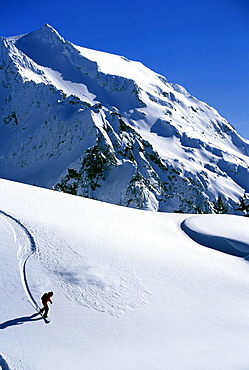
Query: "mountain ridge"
0 24 249 213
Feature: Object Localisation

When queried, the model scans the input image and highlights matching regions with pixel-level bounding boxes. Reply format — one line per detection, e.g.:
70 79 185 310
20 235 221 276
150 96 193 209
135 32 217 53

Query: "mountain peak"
39 23 65 42
16 23 66 48
0 26 249 214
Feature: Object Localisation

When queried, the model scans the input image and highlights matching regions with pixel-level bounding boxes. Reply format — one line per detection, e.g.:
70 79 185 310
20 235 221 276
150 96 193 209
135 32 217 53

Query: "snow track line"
0 354 11 370
0 210 39 310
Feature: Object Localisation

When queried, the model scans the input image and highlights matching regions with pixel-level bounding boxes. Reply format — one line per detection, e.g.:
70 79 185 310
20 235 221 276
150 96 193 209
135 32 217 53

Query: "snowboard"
36 307 51 324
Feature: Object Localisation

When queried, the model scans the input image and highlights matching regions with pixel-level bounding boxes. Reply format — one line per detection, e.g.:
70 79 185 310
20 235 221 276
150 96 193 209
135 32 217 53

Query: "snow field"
0 178 249 369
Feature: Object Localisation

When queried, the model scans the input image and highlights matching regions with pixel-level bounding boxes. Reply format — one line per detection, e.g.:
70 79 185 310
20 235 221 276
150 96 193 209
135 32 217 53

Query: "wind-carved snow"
181 214 249 257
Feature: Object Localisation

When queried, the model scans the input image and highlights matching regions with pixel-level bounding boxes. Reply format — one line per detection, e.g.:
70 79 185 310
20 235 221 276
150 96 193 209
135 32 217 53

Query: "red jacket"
41 293 52 305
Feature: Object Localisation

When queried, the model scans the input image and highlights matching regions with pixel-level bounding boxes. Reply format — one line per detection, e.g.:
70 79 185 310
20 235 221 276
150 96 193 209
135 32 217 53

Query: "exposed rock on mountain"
1 24 249 213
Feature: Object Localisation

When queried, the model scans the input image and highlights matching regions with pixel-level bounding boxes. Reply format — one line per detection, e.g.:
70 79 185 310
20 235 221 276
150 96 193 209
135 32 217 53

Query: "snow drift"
181 214 249 257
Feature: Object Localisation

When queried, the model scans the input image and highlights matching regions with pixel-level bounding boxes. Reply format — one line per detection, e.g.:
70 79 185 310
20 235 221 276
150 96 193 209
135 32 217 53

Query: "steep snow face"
0 24 249 213
1 179 249 369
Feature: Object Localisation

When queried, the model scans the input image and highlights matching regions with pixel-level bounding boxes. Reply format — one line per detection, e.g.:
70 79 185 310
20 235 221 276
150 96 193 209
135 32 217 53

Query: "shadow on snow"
0 354 11 370
181 220 249 258
0 313 42 329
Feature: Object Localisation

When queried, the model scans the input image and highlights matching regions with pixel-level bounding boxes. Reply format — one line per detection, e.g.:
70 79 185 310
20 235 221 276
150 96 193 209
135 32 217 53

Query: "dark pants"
40 304 49 317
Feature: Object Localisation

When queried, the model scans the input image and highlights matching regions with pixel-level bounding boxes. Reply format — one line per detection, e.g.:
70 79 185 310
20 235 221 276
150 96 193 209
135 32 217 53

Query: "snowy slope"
0 24 249 213
1 178 249 369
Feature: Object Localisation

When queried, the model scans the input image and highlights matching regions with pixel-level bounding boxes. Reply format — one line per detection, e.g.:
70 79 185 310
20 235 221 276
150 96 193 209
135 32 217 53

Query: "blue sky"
1 0 249 138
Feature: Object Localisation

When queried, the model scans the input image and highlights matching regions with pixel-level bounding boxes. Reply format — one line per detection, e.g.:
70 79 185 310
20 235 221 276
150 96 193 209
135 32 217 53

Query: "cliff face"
1 24 249 213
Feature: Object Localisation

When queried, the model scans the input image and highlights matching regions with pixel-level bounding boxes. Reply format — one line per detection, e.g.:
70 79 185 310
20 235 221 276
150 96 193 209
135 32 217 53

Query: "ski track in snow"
0 210 39 310
0 354 11 370
0 208 149 317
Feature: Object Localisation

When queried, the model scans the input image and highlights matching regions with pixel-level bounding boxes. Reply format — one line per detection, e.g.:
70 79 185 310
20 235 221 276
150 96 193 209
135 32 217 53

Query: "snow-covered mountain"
1 24 249 213
1 178 249 369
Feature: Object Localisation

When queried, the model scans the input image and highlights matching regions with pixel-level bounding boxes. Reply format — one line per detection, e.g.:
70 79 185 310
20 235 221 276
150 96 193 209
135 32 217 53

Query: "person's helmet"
48 291 54 296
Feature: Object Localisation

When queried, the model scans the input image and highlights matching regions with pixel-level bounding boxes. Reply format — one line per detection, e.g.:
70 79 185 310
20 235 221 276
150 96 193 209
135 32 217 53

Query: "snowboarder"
40 291 53 318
